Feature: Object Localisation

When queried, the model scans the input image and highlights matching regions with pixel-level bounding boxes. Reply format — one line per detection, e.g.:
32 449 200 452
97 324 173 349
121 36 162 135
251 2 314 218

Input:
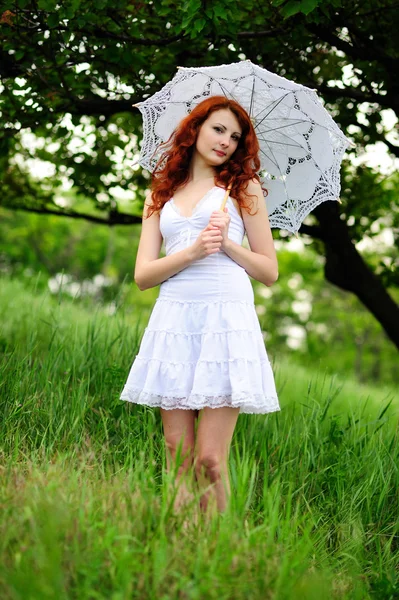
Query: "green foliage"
253 246 399 387
171 0 238 38
275 0 323 19
337 161 399 288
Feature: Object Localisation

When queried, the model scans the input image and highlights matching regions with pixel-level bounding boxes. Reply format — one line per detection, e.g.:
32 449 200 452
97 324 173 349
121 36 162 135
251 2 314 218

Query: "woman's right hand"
189 223 223 260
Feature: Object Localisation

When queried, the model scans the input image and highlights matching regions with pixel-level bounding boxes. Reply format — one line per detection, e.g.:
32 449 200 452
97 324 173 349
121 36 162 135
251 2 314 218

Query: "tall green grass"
1 275 398 599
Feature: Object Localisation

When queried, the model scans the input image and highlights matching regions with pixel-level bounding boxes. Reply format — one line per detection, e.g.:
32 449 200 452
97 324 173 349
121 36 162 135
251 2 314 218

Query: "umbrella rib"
187 68 259 110
259 143 292 213
192 71 248 106
256 121 312 148
213 79 242 104
257 137 304 149
254 93 294 127
257 120 311 133
252 89 299 121
256 116 312 123
253 95 349 143
249 74 256 119
258 120 340 161
257 124 311 150
261 135 332 207
261 132 326 177
256 95 304 210
258 116 349 142
259 147 280 170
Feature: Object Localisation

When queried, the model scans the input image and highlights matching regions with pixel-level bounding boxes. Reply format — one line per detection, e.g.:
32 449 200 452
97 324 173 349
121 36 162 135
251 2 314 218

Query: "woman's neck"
188 174 215 184
188 155 216 183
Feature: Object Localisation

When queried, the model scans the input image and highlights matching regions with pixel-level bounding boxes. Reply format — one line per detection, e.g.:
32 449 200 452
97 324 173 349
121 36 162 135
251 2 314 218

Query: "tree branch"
330 11 399 68
2 203 142 226
306 22 398 73
297 223 325 240
313 201 399 349
11 19 185 47
299 80 398 112
355 121 399 159
237 27 287 38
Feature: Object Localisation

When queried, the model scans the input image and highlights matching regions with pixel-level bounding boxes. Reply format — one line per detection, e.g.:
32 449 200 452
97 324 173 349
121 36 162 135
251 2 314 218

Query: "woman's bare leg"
160 408 198 514
194 406 240 516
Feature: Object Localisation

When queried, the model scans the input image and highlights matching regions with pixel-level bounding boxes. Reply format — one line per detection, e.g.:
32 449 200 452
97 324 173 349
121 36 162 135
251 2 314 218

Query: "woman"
120 95 280 518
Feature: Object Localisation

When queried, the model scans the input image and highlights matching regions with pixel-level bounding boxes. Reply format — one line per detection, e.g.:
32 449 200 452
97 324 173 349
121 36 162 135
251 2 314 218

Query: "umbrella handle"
220 181 233 211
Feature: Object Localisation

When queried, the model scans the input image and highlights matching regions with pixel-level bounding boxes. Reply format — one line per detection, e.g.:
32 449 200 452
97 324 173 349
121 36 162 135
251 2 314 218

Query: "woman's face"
194 109 242 166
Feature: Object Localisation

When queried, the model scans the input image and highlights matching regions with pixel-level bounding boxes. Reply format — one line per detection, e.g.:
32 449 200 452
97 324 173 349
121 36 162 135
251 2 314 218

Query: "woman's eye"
214 127 240 141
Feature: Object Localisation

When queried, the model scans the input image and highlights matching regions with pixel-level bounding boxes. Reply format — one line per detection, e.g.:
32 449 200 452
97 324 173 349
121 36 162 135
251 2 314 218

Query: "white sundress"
120 185 280 414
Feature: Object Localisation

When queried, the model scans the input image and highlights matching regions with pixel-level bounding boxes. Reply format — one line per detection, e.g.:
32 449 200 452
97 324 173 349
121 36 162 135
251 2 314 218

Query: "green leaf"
61 0 81 19
213 4 228 19
183 0 201 13
37 0 58 9
281 0 301 18
300 0 320 15
76 17 87 28
47 13 59 28
181 17 192 28
194 18 206 32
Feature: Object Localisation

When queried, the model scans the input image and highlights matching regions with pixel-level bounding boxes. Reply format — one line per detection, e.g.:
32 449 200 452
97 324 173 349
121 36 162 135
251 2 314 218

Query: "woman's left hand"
209 208 231 249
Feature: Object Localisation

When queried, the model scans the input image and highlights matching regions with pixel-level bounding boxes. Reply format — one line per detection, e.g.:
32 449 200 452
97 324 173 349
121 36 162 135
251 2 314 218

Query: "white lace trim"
120 387 280 414
156 298 254 306
144 327 260 336
134 356 270 365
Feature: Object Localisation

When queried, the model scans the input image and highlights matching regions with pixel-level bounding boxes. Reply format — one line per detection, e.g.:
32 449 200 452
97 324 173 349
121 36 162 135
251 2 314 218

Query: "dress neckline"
170 186 218 220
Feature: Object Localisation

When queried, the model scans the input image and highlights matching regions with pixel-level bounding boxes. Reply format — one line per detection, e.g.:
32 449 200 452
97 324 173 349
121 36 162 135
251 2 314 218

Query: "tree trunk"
312 202 399 351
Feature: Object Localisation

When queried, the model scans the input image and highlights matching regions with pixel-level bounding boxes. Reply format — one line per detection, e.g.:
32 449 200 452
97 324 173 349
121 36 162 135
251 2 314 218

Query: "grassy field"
1 275 398 599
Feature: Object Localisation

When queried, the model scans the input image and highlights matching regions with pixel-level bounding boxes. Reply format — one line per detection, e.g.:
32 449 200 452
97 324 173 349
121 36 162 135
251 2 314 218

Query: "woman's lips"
214 150 226 156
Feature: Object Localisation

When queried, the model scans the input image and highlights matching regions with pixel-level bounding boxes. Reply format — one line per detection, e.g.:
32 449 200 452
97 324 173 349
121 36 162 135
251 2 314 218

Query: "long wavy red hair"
145 96 266 218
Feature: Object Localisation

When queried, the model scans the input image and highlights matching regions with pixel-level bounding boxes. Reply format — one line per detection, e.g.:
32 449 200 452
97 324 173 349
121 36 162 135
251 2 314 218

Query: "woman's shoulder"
237 178 264 218
143 189 160 220
243 177 262 195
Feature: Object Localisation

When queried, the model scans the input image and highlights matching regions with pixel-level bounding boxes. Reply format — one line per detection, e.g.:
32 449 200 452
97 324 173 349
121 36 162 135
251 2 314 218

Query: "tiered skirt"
120 297 280 414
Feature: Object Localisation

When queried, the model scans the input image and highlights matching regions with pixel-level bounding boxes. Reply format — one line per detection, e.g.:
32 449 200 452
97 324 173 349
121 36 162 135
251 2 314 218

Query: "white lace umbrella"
133 59 354 235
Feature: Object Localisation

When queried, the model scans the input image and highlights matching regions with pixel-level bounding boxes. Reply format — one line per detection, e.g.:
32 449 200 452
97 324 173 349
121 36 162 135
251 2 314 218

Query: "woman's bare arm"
219 179 278 287
134 192 197 291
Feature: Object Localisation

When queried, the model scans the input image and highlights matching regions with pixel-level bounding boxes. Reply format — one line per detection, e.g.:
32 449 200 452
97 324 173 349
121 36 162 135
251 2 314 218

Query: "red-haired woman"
120 96 280 520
